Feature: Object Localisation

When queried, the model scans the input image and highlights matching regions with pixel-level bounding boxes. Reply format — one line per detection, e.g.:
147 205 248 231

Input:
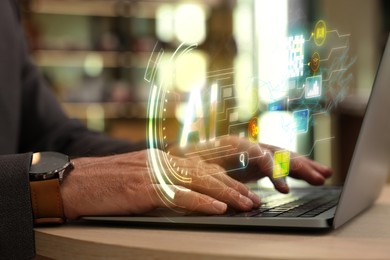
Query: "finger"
211 169 261 207
151 184 227 215
175 162 253 211
268 177 290 194
200 161 259 204
289 157 327 185
254 152 290 194
307 159 333 178
257 149 329 190
175 188 228 215
154 155 254 211
191 175 254 211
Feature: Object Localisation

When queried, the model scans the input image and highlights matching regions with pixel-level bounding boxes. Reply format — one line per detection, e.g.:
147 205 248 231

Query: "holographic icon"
309 52 321 74
305 75 322 99
273 150 290 179
248 117 259 143
239 153 246 167
313 20 327 46
287 35 305 78
293 109 309 134
268 99 287 111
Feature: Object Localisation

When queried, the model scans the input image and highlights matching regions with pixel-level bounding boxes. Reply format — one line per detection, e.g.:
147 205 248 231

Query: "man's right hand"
60 150 260 220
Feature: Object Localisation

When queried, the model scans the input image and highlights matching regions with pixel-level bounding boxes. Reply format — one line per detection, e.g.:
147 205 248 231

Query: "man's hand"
171 135 332 194
60 150 260 220
224 136 333 193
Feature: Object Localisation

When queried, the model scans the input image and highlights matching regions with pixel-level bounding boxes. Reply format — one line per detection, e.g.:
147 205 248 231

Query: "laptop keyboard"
230 188 341 218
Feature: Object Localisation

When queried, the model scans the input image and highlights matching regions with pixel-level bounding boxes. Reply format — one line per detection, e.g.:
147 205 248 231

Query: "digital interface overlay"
145 20 355 206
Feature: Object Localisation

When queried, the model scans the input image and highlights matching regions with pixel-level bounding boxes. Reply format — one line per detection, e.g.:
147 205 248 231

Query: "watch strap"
30 178 65 224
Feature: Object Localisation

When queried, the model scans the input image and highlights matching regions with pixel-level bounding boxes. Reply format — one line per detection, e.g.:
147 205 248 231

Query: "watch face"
30 152 70 180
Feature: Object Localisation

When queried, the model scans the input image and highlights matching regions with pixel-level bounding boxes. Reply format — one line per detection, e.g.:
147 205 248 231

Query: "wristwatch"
29 152 73 224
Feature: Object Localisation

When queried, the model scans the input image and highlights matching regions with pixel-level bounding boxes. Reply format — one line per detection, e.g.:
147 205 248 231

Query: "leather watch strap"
30 178 65 224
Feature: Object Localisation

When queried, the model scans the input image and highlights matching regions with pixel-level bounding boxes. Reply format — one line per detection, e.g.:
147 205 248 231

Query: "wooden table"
35 185 390 259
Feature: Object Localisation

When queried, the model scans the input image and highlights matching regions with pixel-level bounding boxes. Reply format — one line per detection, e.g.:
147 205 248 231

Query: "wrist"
60 157 82 220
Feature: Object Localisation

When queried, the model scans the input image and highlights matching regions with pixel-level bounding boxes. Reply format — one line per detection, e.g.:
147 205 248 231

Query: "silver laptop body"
332 35 390 229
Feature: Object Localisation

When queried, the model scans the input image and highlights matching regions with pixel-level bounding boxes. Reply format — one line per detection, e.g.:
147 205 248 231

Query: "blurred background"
19 0 390 184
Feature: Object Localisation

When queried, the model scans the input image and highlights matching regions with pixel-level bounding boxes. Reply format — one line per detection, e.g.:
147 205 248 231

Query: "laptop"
83 31 390 229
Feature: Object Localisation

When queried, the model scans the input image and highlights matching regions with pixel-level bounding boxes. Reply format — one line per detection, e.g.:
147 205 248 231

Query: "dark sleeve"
0 153 35 259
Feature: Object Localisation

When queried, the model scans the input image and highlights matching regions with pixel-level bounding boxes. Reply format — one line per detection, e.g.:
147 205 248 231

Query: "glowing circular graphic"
146 43 196 202
309 52 321 74
313 20 327 47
